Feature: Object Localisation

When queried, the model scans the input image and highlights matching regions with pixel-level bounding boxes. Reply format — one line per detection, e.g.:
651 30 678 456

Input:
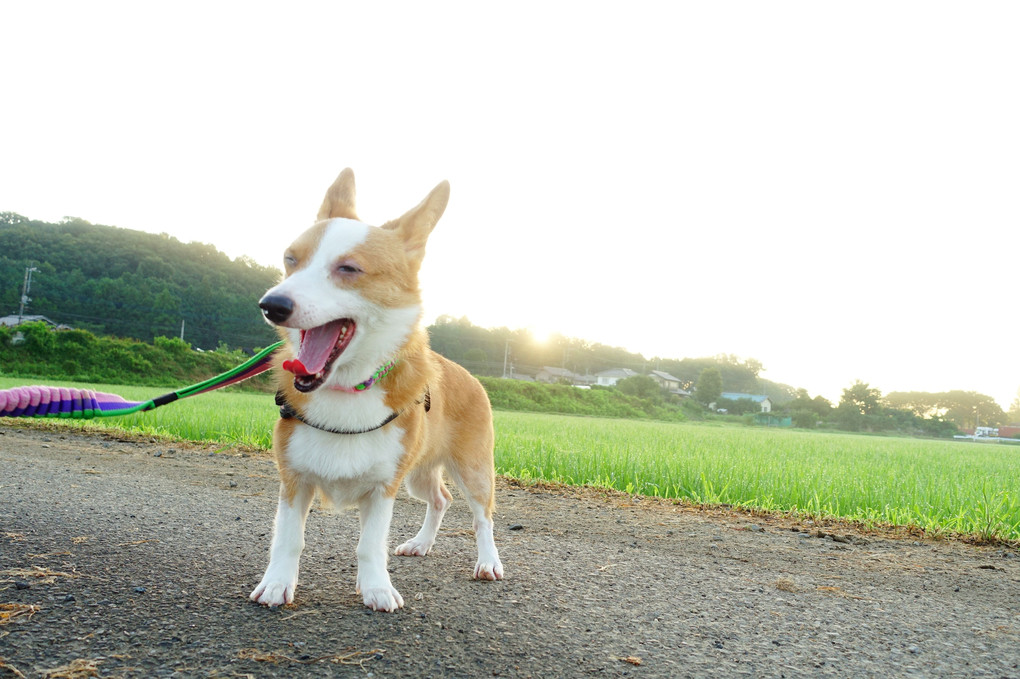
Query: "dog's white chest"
284 424 405 501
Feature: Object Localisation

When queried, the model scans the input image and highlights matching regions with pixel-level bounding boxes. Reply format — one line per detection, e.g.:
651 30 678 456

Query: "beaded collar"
329 360 398 393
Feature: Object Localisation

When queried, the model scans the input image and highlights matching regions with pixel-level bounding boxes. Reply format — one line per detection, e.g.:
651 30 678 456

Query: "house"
594 368 638 387
649 370 689 396
2 314 57 327
0 315 72 330
721 392 773 413
536 366 581 384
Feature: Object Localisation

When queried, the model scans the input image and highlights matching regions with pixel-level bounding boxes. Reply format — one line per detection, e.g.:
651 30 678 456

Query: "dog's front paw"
473 558 504 581
361 585 404 612
250 578 296 607
394 537 433 557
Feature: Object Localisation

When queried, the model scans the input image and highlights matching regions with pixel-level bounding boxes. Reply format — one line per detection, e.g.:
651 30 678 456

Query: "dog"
250 168 504 612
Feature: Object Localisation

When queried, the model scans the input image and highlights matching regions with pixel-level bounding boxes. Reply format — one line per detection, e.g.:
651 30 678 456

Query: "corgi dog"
250 169 504 612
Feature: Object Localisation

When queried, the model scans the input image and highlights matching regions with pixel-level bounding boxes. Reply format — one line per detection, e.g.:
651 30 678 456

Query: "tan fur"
272 413 301 504
316 168 359 221
380 180 450 267
429 354 497 512
340 229 421 307
383 339 495 507
282 222 329 275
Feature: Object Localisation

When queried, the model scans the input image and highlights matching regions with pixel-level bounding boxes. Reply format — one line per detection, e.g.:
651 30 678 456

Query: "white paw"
250 578 295 607
361 585 404 612
473 558 504 581
394 538 433 557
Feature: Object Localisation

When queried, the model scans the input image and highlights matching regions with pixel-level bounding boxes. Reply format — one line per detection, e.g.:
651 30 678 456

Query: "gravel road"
1 425 1018 678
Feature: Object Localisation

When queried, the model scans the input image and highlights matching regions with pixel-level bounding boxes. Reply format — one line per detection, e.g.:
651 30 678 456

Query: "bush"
478 377 687 422
18 321 56 353
617 375 662 402
0 324 273 391
153 335 191 357
822 403 958 438
791 409 816 429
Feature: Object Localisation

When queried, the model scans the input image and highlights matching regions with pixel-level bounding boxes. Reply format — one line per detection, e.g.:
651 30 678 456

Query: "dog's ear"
382 180 450 266
316 168 359 221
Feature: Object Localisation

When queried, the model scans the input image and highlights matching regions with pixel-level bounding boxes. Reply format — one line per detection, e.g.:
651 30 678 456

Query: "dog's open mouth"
281 319 356 392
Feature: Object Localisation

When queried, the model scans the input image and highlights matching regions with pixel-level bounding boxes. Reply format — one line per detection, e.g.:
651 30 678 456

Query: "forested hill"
1 213 281 349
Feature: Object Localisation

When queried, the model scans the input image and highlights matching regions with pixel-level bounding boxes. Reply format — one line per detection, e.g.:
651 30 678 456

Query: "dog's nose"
259 295 294 324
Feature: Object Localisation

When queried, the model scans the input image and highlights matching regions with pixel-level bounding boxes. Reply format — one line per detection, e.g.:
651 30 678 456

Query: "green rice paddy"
3 377 1018 542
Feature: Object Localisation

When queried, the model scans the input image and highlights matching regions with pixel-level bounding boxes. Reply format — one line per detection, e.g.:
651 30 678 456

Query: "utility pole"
18 264 38 324
180 319 186 341
502 339 513 379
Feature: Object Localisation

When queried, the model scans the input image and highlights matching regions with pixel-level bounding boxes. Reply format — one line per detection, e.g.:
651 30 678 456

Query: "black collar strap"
275 387 430 436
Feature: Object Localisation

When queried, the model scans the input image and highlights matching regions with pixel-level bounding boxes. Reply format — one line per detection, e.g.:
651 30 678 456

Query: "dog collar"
276 386 430 435
329 360 398 393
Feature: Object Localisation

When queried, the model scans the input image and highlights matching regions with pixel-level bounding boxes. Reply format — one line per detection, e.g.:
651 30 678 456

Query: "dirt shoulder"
1 425 1018 678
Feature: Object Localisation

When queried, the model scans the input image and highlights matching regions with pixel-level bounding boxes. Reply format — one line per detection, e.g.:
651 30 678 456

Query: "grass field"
3 377 1018 542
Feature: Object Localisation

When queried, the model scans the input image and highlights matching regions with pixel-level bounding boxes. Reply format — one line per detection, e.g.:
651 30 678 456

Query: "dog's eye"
334 256 363 273
284 254 298 268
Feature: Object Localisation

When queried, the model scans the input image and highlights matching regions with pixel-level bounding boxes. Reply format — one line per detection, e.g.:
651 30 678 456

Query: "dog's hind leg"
395 466 452 557
447 464 504 581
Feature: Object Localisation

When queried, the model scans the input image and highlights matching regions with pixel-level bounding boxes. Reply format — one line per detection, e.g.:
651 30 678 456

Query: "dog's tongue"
285 321 345 376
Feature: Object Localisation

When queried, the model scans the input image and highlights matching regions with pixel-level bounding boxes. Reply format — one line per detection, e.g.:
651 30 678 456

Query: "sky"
2 2 1018 410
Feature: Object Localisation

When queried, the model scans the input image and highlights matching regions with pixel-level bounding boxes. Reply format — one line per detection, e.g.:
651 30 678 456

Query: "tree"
883 389 1005 430
884 391 941 418
811 395 834 416
462 348 489 372
617 375 661 402
791 410 817 428
937 391 1005 430
840 380 881 415
785 389 833 418
834 401 866 431
652 354 763 394
1007 388 1020 424
694 367 723 406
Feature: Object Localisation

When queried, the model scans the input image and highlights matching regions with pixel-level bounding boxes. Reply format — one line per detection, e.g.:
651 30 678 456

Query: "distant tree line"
429 315 797 403
688 376 1009 437
0 213 280 350
611 371 969 437
883 389 1007 431
787 381 961 436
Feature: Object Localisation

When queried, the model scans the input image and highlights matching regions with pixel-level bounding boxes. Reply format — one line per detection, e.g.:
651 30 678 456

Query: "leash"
0 341 285 419
0 341 426 436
